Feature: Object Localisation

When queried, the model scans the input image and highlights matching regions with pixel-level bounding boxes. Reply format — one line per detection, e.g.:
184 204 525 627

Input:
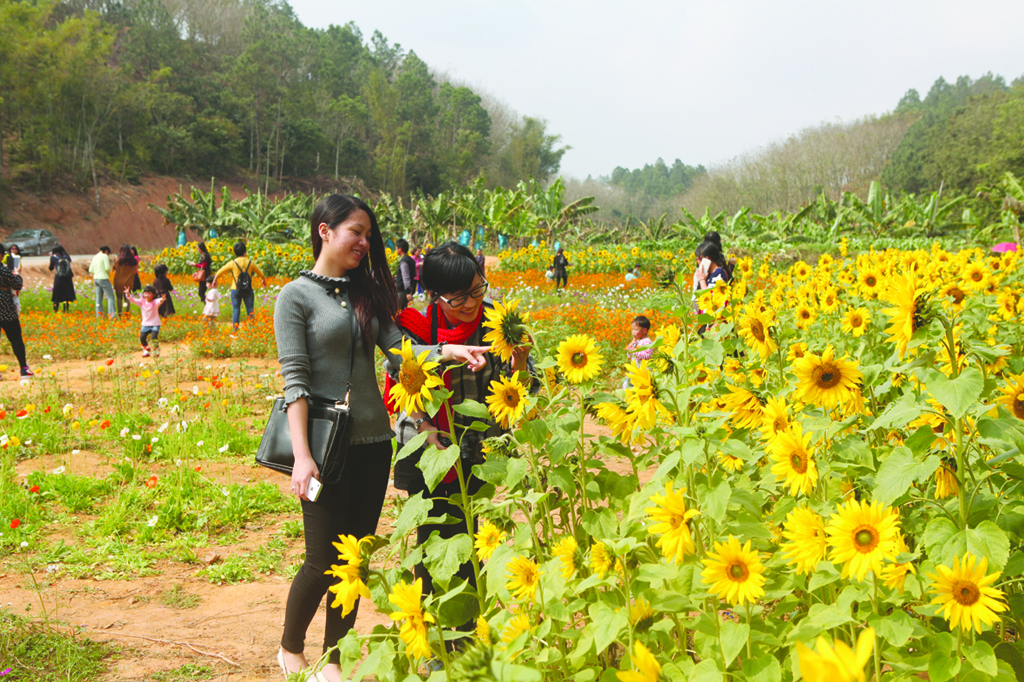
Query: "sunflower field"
316 243 1024 682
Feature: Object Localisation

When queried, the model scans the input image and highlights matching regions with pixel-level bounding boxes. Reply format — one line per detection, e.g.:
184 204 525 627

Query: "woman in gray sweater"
275 195 487 681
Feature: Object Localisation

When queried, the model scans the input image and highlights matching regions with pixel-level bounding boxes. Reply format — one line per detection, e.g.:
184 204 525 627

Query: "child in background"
202 276 221 328
152 263 176 318
124 285 165 358
624 315 654 388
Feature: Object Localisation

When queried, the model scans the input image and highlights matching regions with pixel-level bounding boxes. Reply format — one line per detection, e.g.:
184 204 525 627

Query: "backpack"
235 259 253 295
56 257 72 279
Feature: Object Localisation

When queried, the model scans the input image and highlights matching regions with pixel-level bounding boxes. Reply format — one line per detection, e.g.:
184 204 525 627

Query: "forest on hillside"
0 0 568 213
584 73 1024 221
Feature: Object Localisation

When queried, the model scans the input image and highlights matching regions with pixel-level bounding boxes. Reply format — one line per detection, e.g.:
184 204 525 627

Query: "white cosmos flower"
20 541 28 548
151 437 159 443
131 434 141 441
196 441 204 447
119 427 130 437
170 405 180 414
158 397 168 407
221 487 230 497
43 354 52 360
218 444 229 453
52 466 65 475
192 386 199 395
175 459 182 466
157 422 169 433
147 515 158 527
71 450 79 455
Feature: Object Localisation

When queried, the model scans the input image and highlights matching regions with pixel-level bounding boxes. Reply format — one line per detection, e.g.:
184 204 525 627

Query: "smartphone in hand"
699 258 712 275
307 477 323 502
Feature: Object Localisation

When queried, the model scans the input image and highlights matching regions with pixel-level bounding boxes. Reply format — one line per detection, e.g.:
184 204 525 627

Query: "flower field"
1 242 1023 681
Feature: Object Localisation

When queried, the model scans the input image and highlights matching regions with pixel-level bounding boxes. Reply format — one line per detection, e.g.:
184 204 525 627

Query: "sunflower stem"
744 602 753 661
872 573 882 682
433 617 452 679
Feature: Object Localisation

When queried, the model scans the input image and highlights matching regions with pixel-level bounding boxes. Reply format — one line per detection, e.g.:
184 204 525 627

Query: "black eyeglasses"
438 280 489 308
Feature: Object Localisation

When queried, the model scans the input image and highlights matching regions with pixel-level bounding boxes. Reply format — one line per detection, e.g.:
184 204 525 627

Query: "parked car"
4 229 60 256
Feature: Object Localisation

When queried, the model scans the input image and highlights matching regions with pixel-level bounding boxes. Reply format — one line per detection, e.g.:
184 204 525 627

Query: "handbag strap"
342 297 358 407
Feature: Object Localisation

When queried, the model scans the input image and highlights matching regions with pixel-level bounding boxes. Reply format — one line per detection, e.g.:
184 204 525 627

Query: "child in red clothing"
123 285 166 357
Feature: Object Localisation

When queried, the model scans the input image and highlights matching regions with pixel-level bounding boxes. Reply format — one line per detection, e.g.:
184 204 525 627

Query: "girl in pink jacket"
123 285 166 358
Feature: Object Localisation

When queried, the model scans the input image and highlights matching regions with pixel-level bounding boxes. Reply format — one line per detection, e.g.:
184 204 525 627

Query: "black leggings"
0 319 27 368
197 277 208 303
281 440 392 664
140 328 160 346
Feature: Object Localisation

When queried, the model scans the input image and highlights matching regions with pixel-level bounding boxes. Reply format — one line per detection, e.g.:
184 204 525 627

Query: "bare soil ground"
0 347 640 681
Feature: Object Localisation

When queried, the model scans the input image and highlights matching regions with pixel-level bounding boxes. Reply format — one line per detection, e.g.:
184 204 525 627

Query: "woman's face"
10 246 19 255
437 273 486 325
144 292 154 302
320 209 372 274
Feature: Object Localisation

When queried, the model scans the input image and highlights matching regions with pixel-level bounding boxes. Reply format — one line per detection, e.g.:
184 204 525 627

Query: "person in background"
49 245 76 313
393 238 416 310
130 246 142 293
123 284 165 358
202 276 220 328
213 242 267 330
193 242 213 302
3 245 22 315
702 231 736 278
625 263 641 282
694 242 731 290
153 263 176 318
624 315 654 388
89 246 115 318
476 247 486 276
412 246 424 295
0 252 33 377
112 245 139 318
552 247 570 292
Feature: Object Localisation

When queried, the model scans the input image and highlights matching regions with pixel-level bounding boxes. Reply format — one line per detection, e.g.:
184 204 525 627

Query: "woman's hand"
511 344 531 372
290 452 320 501
442 344 490 371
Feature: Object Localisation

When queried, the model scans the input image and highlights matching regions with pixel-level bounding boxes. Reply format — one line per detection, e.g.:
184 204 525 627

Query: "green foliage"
0 609 110 681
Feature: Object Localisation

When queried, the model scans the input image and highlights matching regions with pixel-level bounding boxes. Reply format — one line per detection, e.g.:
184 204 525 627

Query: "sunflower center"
851 315 862 327
952 580 981 606
729 563 749 581
800 310 810 320
813 364 842 389
790 452 808 473
571 352 587 368
750 320 765 342
399 363 426 391
951 288 965 304
1013 399 1024 420
503 390 521 407
866 276 876 287
971 271 983 282
853 526 879 552
774 418 787 432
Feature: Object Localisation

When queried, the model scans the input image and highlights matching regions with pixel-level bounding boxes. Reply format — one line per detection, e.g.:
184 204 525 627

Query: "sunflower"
721 384 765 430
737 256 754 277
590 542 614 576
781 506 829 575
881 532 916 593
787 341 809 364
796 627 874 682
858 268 882 297
325 534 373 616
476 616 491 645
555 334 604 384
482 299 530 363
769 422 819 497
819 287 841 313
624 362 671 430
718 451 744 472
551 535 580 579
474 520 507 560
505 555 542 602
701 535 767 605
793 346 863 409
760 396 792 445
961 262 989 291
617 641 661 682
737 305 777 360
881 274 931 358
826 499 900 582
793 261 811 281
645 481 700 564
841 308 870 338
629 597 656 632
595 401 635 444
940 281 968 307
485 375 528 429
502 612 534 644
934 457 959 499
390 338 444 414
997 373 1024 420
388 578 435 659
794 303 816 330
928 552 1007 633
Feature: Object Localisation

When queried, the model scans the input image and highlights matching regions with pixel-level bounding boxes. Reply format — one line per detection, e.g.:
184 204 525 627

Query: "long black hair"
117 244 135 266
703 242 729 273
421 242 483 300
310 194 397 352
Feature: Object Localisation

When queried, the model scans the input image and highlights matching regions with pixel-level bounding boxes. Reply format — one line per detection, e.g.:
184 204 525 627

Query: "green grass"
159 584 202 610
151 663 214 680
0 609 110 681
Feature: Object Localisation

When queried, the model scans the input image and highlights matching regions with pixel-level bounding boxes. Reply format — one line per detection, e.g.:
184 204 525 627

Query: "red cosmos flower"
15 410 27 418
10 518 20 529
0 410 6 420
197 376 205 381
106 359 115 366
43 406 51 414
203 402 210 409
100 420 111 429
144 444 152 453
145 476 158 489
194 466 202 473
29 485 40 493
211 380 223 389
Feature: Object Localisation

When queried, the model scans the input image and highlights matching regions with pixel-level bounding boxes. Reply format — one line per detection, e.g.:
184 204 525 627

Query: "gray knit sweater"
274 272 436 445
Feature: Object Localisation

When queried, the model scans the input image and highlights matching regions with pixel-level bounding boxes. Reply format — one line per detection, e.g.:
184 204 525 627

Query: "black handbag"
255 296 357 484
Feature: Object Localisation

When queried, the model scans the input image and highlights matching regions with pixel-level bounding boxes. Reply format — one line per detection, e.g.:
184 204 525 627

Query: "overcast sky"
288 0 1024 179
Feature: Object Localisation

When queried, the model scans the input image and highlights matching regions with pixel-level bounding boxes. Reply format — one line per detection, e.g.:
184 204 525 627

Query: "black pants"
280 440 392 664
197 278 208 303
554 271 567 288
0 319 27 368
